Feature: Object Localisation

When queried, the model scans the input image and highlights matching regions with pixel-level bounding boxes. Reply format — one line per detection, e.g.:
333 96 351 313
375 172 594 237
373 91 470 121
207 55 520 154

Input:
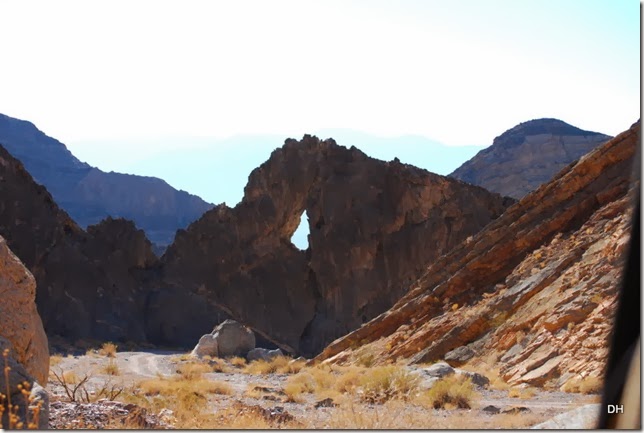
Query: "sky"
0 0 640 247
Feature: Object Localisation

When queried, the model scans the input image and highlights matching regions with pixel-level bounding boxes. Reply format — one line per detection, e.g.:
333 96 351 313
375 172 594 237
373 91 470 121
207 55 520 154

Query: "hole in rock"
290 211 310 250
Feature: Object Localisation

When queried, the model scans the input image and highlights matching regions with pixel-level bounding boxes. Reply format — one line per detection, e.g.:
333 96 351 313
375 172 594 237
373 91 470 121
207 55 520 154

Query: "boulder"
456 369 490 388
213 320 256 357
0 237 49 385
191 334 218 358
247 348 284 362
444 346 475 366
421 362 455 378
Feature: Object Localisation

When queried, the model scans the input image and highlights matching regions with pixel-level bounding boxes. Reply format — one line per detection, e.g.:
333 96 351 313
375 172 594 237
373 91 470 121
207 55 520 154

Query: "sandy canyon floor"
44 348 601 429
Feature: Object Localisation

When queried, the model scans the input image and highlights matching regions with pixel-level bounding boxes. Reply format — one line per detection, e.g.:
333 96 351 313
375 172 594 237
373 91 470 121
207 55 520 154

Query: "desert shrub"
243 355 291 375
282 382 305 403
359 366 420 403
285 372 317 394
334 366 362 393
99 342 118 358
229 356 247 368
49 354 63 367
424 375 477 409
508 386 536 399
50 368 123 403
561 375 603 394
208 358 232 373
354 348 377 367
102 360 120 376
280 358 306 374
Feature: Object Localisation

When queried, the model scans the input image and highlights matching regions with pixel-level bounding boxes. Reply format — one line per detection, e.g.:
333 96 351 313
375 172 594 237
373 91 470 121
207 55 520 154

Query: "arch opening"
290 211 310 250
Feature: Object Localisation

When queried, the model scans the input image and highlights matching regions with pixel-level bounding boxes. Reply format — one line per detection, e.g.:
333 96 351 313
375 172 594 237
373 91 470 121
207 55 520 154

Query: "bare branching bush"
50 368 123 403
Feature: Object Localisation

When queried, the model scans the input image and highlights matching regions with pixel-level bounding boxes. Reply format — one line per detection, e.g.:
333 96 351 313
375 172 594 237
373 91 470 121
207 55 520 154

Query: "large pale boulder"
0 236 49 384
191 334 218 358
212 320 256 357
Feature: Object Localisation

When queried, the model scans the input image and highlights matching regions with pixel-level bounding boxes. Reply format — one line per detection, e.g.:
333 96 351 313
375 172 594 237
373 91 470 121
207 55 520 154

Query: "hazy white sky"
0 0 639 162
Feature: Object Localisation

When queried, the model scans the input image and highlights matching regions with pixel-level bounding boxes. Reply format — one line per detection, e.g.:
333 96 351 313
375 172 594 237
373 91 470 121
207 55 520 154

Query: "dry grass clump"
62 370 79 384
358 365 420 404
422 375 478 409
49 354 63 367
561 375 603 394
334 366 363 393
102 360 120 376
98 342 118 358
354 347 377 367
282 382 305 403
208 357 232 373
243 355 296 375
177 362 211 380
229 356 247 368
508 386 536 399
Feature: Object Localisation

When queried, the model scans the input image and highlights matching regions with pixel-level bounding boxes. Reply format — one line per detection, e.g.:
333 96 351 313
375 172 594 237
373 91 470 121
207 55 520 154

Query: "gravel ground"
47 351 601 429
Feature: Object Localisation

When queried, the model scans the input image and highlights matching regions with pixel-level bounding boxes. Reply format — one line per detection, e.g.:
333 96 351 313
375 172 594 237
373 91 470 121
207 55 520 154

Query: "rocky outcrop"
162 135 512 356
0 237 49 385
0 144 161 342
451 118 611 198
0 113 213 246
315 121 639 389
0 237 49 429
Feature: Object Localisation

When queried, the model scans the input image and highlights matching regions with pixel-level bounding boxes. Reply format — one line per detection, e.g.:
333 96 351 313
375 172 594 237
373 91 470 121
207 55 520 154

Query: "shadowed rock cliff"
161 135 512 356
0 143 161 342
315 121 639 389
451 118 611 198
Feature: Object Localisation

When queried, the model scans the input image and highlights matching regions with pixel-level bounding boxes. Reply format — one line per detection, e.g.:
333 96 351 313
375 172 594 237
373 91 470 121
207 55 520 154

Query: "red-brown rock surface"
315 121 639 389
161 135 512 356
451 118 611 198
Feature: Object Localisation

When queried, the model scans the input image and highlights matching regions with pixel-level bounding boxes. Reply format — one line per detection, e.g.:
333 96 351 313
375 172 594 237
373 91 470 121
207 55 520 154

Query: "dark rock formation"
0 113 213 246
315 121 639 390
0 143 161 342
162 135 511 356
450 118 611 198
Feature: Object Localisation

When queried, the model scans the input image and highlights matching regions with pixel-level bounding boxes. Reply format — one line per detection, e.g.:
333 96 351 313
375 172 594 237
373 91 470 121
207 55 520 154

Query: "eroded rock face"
162 135 511 356
0 237 49 429
315 121 639 389
0 144 160 343
451 118 611 198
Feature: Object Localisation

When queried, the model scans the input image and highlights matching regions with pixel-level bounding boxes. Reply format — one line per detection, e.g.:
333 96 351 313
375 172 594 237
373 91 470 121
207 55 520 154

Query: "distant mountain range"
0 113 214 246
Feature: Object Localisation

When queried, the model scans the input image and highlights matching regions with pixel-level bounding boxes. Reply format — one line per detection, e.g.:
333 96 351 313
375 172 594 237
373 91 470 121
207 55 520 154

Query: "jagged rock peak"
162 134 513 356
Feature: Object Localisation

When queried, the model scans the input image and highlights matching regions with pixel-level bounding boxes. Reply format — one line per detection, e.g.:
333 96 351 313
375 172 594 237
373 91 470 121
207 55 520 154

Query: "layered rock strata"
315 121 639 389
